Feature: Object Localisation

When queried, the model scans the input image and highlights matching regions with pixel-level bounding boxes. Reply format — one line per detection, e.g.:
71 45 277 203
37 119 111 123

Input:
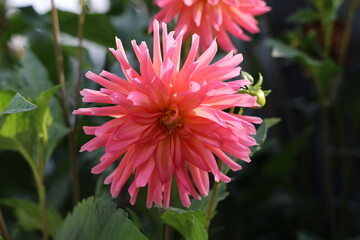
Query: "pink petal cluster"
74 20 262 208
152 0 271 52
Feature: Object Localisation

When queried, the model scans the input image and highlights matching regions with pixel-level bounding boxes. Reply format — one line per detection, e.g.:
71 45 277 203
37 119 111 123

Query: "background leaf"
55 11 117 47
0 93 37 115
161 208 208 240
251 118 281 155
54 197 148 240
0 198 62 237
0 86 68 170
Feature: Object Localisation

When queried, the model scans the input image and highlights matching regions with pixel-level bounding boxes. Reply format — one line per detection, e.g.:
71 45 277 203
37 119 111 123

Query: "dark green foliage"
54 197 148 240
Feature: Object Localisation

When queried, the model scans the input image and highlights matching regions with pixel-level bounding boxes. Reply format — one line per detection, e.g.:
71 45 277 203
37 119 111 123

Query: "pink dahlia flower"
74 20 262 208
151 0 271 52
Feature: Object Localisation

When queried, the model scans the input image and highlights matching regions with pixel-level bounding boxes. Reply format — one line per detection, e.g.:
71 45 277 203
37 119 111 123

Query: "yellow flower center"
160 104 182 133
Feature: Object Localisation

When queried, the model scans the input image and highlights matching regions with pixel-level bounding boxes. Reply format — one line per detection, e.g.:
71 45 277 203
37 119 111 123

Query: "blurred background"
0 0 359 239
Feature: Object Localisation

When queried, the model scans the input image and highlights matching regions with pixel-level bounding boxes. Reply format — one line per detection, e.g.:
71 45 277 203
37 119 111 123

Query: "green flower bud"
253 89 266 108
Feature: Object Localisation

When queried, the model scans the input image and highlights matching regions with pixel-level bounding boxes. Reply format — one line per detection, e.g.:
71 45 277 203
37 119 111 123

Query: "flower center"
160 104 182 133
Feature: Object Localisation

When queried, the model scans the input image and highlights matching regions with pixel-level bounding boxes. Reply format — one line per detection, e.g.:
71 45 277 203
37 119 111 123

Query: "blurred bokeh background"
0 0 359 239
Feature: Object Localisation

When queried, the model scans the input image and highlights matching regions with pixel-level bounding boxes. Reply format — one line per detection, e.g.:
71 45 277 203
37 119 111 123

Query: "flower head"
151 0 271 52
74 20 262 208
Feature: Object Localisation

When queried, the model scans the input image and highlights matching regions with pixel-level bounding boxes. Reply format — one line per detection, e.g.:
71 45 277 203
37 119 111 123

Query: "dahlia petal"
160 59 176 90
83 126 98 135
222 143 252 163
155 136 174 183
223 18 251 41
85 71 127 93
147 172 163 207
207 4 223 31
236 114 263 124
152 20 162 75
188 163 209 196
177 183 191 208
229 9 260 33
181 139 210 171
80 136 108 152
91 150 125 174
196 39 218 68
104 171 115 185
156 0 175 8
110 150 134 197
198 19 214 51
191 128 223 147
204 93 258 108
183 35 200 70
205 66 241 82
192 107 227 127
191 2 203 26
184 0 196 6
215 28 237 52
175 164 200 199
210 146 242 171
134 158 155 187
99 70 131 93
94 118 125 136
113 121 150 141
73 106 125 117
163 179 172 208
80 89 112 103
132 144 157 170
128 182 140 205
127 91 151 107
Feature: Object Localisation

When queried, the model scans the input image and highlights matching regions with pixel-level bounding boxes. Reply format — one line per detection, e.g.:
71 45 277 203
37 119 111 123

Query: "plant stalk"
338 0 359 66
35 175 49 240
205 161 223 230
321 106 336 239
51 0 82 205
67 0 86 206
162 223 173 240
0 209 10 240
14 140 48 240
50 0 70 127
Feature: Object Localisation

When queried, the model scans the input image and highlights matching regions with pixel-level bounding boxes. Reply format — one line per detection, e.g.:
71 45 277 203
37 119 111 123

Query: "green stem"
329 0 360 102
321 106 335 239
205 181 220 231
162 223 173 240
35 175 49 240
322 20 334 59
14 138 49 240
50 0 69 127
51 0 81 205
205 161 223 230
67 0 86 206
0 209 10 240
26 159 48 240
338 0 359 65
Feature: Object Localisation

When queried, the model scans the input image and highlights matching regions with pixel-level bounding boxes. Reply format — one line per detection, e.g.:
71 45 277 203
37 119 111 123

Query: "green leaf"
251 118 281 155
287 8 321 24
56 11 117 47
0 86 68 171
0 93 37 115
1 49 52 99
161 208 208 240
307 59 341 103
267 39 320 66
266 39 341 102
0 198 63 237
55 197 148 240
263 128 312 177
